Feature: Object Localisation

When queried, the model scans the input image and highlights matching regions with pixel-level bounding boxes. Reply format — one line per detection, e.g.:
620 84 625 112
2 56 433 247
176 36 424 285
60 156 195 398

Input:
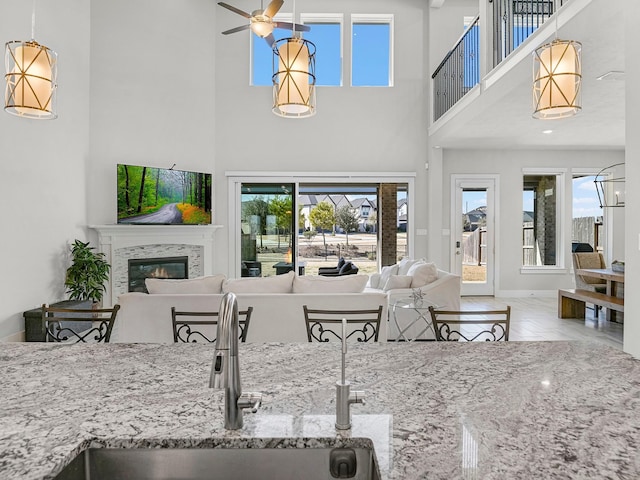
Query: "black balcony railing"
432 15 480 122
492 0 568 67
432 0 571 121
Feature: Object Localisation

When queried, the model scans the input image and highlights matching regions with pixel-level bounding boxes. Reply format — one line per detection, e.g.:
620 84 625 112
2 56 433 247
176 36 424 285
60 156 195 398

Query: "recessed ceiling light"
542 129 553 134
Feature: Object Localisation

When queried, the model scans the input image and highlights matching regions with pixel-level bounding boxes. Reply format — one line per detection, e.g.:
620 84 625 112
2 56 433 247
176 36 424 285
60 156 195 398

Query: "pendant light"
532 10 581 120
272 0 316 118
4 0 58 119
532 39 581 119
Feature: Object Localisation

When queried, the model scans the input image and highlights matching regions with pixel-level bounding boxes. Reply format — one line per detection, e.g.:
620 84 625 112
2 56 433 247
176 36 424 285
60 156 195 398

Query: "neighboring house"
464 206 487 231
397 198 408 231
350 197 377 232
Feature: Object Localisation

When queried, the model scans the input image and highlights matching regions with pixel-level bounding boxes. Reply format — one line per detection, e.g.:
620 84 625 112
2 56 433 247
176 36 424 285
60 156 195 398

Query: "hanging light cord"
31 0 37 41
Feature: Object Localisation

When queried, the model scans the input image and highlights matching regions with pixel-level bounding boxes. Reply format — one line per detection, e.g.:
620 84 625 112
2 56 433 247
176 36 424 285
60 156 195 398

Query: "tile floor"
461 296 624 349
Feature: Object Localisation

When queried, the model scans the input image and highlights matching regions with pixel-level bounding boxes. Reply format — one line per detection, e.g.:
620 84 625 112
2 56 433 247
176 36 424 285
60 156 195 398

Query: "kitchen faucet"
209 292 262 430
335 319 365 430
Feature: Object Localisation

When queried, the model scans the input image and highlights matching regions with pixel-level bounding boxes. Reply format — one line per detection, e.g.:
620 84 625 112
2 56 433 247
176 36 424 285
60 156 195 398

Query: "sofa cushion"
408 262 438 288
293 274 368 293
222 271 294 294
383 275 413 291
145 275 225 294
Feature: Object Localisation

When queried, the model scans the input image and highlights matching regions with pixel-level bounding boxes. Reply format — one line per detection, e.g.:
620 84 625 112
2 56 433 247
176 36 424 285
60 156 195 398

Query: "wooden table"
576 268 624 322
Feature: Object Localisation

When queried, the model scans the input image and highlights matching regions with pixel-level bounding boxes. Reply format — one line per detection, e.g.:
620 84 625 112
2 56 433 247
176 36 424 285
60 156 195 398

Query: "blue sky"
252 18 390 87
464 177 601 218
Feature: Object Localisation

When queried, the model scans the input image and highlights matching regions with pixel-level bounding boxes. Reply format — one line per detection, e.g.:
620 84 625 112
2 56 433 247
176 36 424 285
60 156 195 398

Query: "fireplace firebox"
128 256 188 293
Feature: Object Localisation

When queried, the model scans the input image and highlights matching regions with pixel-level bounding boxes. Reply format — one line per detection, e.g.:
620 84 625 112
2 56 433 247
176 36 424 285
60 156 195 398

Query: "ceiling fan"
218 0 310 46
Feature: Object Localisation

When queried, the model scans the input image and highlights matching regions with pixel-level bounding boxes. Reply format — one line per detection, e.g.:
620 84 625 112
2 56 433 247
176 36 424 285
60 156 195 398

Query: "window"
241 183 295 276
522 173 563 267
300 14 343 86
572 174 604 253
351 14 393 87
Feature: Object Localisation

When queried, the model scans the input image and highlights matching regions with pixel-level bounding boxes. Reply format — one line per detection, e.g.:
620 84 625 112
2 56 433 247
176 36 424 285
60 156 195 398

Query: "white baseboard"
494 290 557 298
1 330 25 342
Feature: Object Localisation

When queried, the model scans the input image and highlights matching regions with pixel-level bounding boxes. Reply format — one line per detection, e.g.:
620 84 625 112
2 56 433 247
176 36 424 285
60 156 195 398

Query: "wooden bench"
558 288 624 319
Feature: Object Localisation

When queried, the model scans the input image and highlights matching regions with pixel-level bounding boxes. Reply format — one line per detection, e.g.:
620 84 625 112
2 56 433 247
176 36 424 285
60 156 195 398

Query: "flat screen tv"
117 164 212 225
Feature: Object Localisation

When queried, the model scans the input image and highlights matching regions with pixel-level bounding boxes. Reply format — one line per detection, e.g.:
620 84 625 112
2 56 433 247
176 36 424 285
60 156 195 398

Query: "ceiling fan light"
5 40 57 119
532 39 581 120
250 16 274 37
272 37 316 118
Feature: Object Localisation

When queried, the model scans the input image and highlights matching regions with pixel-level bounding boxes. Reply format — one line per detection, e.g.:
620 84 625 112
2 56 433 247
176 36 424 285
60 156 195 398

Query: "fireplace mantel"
89 224 223 306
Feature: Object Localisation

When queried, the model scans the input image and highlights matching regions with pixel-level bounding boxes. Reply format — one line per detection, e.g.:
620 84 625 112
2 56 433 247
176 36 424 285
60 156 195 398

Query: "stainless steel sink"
53 445 381 480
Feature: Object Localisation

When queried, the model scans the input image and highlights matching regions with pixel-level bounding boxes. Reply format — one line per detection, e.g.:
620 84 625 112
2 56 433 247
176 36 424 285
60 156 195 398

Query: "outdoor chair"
318 261 358 277
317 257 346 275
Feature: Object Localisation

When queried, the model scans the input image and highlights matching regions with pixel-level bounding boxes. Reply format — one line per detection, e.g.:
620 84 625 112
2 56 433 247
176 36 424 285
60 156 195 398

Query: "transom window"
300 14 343 86
250 12 393 88
351 14 393 87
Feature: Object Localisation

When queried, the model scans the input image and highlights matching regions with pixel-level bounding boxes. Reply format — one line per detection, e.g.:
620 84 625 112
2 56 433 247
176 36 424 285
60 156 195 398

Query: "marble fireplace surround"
89 225 223 307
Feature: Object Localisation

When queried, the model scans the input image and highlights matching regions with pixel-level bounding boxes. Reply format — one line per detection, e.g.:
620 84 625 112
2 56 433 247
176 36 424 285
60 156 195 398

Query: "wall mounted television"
117 164 212 225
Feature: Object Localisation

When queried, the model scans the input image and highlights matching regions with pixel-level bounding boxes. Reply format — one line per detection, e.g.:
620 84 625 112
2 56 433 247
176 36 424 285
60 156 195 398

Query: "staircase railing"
432 15 480 122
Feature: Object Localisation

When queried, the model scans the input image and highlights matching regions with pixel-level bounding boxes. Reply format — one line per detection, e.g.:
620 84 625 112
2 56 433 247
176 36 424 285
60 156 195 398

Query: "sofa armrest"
386 270 461 309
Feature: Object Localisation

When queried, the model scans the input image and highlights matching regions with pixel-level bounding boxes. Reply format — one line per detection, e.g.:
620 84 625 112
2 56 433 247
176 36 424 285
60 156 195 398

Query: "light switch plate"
416 229 428 236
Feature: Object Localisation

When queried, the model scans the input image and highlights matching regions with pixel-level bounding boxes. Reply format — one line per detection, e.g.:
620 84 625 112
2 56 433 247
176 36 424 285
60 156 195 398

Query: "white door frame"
450 174 500 296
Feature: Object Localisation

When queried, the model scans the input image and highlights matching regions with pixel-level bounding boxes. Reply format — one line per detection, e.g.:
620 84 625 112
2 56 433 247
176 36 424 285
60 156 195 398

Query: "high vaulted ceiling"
429 0 625 149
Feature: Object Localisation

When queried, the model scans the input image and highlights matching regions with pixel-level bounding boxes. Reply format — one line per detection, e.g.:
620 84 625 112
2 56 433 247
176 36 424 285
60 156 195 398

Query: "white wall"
624 3 639 358
213 0 430 272
0 0 90 340
87 0 217 230
440 149 625 295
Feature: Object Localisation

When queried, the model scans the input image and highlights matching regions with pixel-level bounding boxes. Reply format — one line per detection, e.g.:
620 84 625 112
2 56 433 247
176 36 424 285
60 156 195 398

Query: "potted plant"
65 239 111 305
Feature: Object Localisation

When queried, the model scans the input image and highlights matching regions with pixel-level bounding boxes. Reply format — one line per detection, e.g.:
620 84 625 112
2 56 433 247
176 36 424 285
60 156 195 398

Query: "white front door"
451 176 497 296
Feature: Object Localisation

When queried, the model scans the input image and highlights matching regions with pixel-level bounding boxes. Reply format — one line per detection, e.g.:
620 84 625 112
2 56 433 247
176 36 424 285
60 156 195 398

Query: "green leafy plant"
65 239 111 304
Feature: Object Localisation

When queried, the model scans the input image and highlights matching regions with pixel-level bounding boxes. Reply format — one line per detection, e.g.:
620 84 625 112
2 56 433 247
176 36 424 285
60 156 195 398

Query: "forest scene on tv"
117 164 212 224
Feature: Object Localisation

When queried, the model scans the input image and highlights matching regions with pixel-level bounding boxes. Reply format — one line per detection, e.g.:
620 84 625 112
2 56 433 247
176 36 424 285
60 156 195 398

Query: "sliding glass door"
240 183 295 277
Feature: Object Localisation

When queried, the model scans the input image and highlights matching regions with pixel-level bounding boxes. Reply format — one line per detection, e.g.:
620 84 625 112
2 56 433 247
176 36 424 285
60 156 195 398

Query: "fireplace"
89 224 222 306
128 256 189 293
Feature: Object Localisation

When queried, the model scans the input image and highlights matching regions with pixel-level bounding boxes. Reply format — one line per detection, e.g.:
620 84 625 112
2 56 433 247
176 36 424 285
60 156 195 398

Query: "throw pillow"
293 274 368 293
378 264 399 289
383 275 413 291
397 257 425 275
408 262 438 288
368 273 382 289
145 274 226 294
222 271 294 294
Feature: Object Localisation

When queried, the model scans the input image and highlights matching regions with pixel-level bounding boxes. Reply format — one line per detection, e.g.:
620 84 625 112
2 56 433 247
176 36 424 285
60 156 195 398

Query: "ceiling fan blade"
274 21 311 32
263 0 284 18
222 24 251 35
264 33 276 48
217 2 251 18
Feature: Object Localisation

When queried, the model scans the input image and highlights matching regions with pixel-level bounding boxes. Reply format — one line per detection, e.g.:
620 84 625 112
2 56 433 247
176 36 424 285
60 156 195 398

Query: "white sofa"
365 258 461 340
113 272 389 343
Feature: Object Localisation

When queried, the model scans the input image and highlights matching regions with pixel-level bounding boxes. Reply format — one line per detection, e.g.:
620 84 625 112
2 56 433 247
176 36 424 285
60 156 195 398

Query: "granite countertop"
1 340 640 479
